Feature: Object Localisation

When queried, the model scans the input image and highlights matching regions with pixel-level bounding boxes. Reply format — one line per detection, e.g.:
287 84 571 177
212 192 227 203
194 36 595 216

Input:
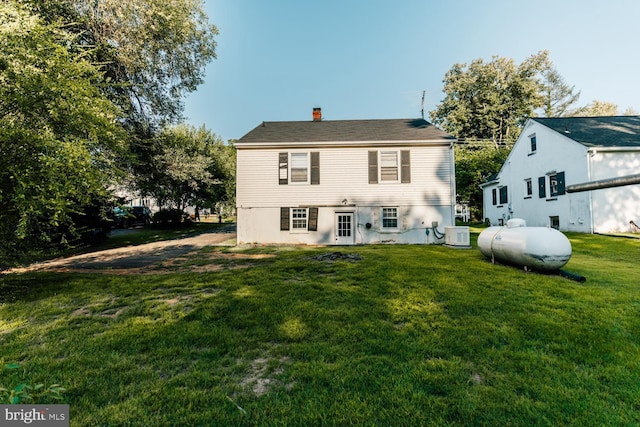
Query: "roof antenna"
421 90 426 120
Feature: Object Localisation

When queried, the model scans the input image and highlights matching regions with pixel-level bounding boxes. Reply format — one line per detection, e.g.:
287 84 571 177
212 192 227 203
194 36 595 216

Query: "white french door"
335 212 355 245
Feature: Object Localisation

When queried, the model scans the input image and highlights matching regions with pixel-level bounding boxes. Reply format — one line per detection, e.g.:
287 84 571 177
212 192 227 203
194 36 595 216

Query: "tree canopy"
0 1 126 254
138 125 235 212
539 67 581 117
22 0 218 129
430 51 551 142
1 1 221 259
454 142 512 221
568 100 621 117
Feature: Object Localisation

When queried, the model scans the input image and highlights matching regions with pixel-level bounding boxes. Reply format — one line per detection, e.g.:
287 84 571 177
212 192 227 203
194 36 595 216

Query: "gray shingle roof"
533 116 640 148
236 118 456 144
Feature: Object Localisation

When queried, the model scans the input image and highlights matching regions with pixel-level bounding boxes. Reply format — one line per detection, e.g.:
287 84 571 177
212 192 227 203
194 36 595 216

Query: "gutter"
235 139 456 149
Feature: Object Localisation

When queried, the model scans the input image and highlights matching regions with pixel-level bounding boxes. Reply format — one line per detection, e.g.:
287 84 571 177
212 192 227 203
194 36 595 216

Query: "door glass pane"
338 215 351 237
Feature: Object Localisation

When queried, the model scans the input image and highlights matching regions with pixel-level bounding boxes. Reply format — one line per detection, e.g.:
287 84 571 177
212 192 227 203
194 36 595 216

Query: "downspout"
449 141 456 225
587 149 595 233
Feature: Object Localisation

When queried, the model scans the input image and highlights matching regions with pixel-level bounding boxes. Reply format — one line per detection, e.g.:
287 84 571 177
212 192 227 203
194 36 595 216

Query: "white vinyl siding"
237 146 453 208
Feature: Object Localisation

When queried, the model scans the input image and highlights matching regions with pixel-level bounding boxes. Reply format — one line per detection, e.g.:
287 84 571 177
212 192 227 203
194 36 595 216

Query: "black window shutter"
538 176 546 198
280 207 290 230
368 151 378 184
499 186 508 204
400 150 411 183
492 188 497 205
557 171 566 195
279 152 288 185
310 152 320 185
308 207 319 231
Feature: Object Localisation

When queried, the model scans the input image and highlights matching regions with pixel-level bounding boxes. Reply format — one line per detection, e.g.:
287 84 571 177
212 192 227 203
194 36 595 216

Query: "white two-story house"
235 110 457 245
481 116 640 233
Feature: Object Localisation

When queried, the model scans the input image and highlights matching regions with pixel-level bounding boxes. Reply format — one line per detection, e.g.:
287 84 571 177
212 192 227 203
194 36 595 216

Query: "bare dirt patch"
239 356 294 397
3 228 242 275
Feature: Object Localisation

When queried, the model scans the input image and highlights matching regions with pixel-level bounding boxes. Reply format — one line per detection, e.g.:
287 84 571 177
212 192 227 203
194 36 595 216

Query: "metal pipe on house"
566 173 640 193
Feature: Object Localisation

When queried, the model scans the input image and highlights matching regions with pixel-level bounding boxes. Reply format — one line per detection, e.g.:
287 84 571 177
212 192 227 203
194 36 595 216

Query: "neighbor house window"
524 178 532 198
540 172 566 198
529 134 537 154
549 172 566 197
279 152 320 185
492 188 497 206
499 186 508 204
549 174 558 196
382 207 398 228
550 216 560 230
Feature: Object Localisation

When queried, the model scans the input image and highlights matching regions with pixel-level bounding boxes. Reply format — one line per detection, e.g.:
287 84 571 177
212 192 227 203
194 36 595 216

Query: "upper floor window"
290 153 308 183
368 150 411 184
380 151 399 181
529 134 537 154
279 152 320 185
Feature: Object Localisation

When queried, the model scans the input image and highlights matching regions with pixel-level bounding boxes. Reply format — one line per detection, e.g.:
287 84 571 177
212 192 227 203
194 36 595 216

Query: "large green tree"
431 51 551 142
431 51 560 220
539 67 581 117
568 100 620 117
21 0 218 129
139 125 235 212
0 2 126 256
455 143 512 221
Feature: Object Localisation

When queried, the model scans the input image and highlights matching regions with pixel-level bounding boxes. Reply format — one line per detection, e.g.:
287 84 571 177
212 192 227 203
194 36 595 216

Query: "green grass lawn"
1 232 639 426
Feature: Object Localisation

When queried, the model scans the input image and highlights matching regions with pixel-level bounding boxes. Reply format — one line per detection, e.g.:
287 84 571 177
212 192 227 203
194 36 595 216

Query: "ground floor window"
550 216 560 229
280 207 319 232
292 208 308 230
382 207 398 228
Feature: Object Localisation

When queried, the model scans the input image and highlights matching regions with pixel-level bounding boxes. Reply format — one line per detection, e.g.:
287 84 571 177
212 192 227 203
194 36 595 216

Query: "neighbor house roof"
236 118 456 145
533 116 640 148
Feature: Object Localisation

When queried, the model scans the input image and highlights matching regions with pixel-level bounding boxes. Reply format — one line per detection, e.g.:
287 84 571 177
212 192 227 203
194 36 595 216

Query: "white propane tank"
477 219 572 271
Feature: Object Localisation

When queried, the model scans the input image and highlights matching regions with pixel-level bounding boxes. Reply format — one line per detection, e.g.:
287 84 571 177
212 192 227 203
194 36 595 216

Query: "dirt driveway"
4 225 238 275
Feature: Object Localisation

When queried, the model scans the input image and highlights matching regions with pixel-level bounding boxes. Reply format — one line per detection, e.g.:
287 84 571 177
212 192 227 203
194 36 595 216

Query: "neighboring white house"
481 116 640 233
235 110 457 245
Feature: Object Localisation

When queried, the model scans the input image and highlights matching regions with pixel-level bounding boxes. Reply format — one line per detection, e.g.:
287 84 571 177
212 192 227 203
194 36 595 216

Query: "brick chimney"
312 107 322 121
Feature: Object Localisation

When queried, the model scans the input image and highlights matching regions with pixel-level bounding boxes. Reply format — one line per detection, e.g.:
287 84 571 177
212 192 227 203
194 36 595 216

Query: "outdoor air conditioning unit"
444 226 471 248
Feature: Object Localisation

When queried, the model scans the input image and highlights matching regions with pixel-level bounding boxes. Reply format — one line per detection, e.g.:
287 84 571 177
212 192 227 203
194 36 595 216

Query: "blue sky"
184 0 640 142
